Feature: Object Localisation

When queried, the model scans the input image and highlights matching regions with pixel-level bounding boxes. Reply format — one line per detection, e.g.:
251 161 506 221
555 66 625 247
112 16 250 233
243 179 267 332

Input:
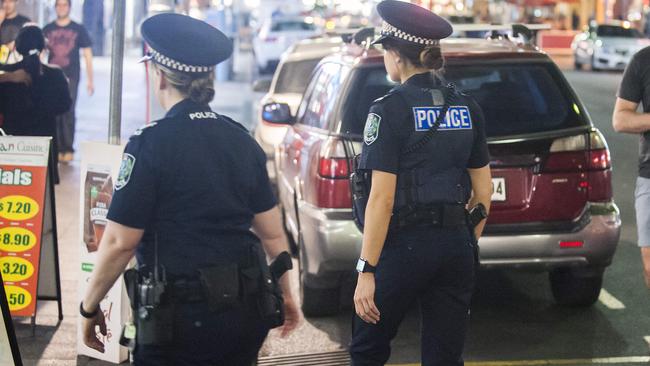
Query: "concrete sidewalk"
14 54 258 366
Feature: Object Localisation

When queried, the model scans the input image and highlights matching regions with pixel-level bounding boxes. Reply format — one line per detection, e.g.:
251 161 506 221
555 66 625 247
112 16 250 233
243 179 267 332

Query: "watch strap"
79 301 99 319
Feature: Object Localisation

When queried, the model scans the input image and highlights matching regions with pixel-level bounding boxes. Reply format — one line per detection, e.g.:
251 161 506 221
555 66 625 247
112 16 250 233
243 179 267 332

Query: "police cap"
372 0 453 46
141 13 232 73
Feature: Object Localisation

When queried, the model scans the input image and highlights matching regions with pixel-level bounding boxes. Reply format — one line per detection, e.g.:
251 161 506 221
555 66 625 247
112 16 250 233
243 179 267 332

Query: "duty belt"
168 278 205 303
390 204 468 229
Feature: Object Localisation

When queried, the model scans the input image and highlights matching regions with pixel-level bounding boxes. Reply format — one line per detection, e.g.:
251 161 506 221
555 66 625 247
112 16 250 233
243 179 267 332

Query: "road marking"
389 356 650 366
598 288 625 310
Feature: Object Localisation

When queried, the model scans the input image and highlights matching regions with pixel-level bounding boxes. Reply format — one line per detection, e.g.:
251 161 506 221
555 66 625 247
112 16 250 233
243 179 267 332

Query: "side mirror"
262 103 295 125
253 79 272 93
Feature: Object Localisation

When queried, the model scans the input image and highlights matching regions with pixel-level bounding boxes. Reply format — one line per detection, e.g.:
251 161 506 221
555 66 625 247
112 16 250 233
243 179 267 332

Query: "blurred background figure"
82 0 104 56
44 0 93 164
0 25 71 183
0 0 30 64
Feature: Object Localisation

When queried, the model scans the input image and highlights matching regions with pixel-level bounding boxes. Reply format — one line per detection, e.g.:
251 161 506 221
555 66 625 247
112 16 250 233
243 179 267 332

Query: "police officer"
80 13 301 365
350 1 492 365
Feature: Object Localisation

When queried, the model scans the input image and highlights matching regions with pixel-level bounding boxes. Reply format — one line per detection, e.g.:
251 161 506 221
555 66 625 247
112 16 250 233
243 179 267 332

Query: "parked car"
266 32 621 317
572 22 650 71
252 16 320 74
252 36 345 162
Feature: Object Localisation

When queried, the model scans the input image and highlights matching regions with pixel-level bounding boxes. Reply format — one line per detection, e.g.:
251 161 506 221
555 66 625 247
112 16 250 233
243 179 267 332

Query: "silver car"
573 22 650 71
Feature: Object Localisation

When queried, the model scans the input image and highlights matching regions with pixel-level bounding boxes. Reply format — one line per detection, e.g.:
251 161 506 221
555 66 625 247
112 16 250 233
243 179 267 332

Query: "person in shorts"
613 46 650 287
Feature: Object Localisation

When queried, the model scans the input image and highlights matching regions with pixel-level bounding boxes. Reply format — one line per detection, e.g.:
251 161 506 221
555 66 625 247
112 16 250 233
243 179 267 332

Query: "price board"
0 136 51 317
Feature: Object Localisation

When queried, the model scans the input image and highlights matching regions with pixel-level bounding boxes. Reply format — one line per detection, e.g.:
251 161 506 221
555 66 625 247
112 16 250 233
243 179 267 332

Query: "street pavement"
11 51 650 366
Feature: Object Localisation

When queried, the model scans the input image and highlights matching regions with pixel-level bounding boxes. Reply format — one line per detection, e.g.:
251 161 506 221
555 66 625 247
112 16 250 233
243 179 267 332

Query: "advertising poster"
77 142 129 364
0 136 51 317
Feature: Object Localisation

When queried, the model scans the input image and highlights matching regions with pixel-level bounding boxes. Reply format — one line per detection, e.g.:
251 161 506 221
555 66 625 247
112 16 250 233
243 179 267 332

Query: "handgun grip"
269 251 293 280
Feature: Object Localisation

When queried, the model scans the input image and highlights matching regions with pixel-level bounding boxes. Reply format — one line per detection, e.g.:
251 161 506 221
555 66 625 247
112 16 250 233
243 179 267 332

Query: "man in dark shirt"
613 46 650 289
43 0 93 163
0 0 30 63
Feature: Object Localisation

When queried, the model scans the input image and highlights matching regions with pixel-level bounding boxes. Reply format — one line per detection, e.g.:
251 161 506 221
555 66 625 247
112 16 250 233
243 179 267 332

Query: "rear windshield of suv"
596 25 641 38
339 63 587 138
272 21 315 32
274 59 321 94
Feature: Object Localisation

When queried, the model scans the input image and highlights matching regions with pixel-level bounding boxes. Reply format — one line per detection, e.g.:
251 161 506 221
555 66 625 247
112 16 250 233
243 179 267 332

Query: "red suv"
265 33 621 316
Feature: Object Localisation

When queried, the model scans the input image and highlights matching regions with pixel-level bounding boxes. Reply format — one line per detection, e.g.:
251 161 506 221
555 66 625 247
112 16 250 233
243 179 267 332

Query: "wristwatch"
356 258 376 273
79 301 99 319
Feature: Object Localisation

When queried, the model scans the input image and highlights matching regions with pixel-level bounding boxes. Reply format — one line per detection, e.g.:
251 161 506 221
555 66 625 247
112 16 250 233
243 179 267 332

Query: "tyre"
549 268 603 307
574 60 583 70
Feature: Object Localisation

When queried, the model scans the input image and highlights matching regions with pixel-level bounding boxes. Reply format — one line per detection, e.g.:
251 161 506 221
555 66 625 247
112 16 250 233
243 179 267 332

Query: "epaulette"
371 88 399 105
218 114 249 133
132 122 158 137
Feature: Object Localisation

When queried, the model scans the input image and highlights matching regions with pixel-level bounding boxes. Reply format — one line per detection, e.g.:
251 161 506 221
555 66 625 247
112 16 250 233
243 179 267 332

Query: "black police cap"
372 0 453 45
141 13 232 73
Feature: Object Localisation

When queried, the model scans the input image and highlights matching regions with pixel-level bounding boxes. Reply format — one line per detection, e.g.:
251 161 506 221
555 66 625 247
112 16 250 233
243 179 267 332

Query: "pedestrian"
349 1 492 365
79 13 301 365
43 0 93 163
0 25 71 183
613 47 650 289
0 0 30 63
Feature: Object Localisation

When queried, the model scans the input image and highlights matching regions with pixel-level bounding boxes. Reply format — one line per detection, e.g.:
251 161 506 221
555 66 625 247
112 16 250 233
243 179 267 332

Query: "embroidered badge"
364 113 381 145
115 154 136 190
412 106 473 132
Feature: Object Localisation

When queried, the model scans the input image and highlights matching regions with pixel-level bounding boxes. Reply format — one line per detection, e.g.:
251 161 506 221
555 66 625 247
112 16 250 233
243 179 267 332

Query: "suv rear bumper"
297 201 620 288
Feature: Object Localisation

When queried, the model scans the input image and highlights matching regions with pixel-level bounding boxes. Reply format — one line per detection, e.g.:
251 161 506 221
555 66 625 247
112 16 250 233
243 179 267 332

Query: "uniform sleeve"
106 134 158 229
250 150 277 213
358 102 401 174
617 53 642 103
468 101 490 169
78 25 93 48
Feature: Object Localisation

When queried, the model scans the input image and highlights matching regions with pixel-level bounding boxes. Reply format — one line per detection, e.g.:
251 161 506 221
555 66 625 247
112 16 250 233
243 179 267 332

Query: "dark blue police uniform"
106 14 276 366
350 2 490 365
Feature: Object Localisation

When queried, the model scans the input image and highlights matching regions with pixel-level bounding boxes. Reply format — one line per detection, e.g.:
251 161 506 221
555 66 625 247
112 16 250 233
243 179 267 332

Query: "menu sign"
0 136 51 317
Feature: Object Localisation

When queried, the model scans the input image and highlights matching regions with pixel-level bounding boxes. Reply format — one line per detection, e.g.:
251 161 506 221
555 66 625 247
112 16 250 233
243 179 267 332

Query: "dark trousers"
134 301 269 366
350 227 476 366
57 74 79 153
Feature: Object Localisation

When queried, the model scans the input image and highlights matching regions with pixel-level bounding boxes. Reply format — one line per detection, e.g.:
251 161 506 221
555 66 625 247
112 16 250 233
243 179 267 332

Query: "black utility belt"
390 204 468 229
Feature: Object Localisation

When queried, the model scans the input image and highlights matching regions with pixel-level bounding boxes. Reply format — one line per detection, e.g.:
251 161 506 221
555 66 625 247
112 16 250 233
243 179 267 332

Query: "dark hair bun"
15 25 45 56
420 45 444 71
188 77 215 105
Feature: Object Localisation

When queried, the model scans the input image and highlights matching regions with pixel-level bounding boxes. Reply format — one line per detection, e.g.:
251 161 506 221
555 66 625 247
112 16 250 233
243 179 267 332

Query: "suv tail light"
310 138 353 208
541 130 612 202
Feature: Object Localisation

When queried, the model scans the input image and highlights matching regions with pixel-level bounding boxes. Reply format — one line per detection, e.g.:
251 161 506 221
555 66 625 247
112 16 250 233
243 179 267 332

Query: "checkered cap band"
150 47 214 73
381 21 439 45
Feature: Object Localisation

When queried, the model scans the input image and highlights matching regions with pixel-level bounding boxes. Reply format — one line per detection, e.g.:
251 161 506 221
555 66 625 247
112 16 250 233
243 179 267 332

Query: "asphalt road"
260 69 650 365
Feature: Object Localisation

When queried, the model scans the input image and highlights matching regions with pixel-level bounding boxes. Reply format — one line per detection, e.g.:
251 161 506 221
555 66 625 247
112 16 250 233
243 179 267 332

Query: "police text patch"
413 106 472 131
115 154 135 191
364 113 381 145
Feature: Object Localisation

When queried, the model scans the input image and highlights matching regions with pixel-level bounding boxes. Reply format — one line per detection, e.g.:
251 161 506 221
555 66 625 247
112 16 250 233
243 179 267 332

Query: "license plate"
492 178 506 202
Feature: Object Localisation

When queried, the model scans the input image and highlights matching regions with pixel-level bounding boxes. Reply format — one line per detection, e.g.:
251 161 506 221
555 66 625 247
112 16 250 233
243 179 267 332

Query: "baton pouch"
197 263 240 312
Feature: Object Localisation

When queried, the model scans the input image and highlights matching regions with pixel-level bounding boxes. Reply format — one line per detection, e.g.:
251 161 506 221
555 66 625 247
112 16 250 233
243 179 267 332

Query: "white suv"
252 16 319 74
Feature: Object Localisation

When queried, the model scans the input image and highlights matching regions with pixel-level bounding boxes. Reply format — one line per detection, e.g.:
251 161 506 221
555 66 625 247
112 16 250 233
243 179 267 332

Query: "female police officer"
350 1 492 365
79 13 301 365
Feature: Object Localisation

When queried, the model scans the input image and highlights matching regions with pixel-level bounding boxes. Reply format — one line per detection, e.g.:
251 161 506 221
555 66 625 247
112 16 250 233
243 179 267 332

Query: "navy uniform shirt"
359 72 489 203
107 99 276 277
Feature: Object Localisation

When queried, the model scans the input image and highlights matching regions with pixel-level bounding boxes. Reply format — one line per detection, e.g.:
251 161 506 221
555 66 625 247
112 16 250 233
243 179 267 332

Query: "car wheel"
298 236 340 317
549 268 603 307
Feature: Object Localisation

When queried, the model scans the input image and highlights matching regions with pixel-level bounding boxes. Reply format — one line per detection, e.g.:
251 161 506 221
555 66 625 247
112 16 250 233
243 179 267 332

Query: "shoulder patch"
364 113 381 145
115 153 136 190
133 122 158 136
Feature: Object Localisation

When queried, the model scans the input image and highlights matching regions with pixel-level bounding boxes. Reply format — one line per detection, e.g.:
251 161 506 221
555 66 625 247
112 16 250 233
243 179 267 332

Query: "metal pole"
108 0 126 145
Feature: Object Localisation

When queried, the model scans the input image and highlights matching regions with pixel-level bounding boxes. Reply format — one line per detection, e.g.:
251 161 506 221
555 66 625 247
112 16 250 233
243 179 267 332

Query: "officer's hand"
354 273 380 324
82 306 107 353
280 296 302 337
